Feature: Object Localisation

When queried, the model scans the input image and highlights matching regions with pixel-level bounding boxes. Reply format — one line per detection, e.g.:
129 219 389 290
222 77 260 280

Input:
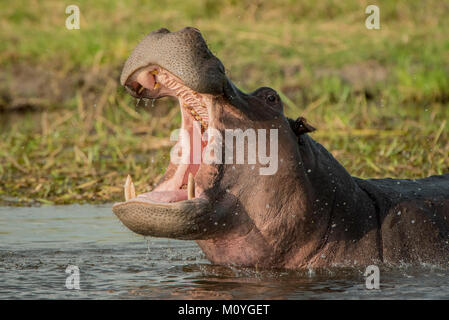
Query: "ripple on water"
0 205 448 299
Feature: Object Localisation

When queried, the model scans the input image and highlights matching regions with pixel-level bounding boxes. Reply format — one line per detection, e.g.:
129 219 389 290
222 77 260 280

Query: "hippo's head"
113 27 315 266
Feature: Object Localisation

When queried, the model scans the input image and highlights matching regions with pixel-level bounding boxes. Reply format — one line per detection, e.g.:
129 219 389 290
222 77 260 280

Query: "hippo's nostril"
183 26 200 34
155 28 170 34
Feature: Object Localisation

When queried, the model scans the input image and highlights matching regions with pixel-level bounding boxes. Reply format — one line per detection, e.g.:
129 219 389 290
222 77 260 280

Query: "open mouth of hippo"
112 27 290 247
125 65 210 202
113 64 224 239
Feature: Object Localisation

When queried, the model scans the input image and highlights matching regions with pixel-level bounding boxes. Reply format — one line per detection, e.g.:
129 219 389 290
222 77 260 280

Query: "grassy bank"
0 0 448 205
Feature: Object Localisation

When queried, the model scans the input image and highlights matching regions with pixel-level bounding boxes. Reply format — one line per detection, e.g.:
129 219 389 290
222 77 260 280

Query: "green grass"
0 0 448 205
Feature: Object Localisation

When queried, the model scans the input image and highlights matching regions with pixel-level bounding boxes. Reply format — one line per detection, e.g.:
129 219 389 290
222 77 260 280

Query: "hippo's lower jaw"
112 198 215 239
113 65 223 240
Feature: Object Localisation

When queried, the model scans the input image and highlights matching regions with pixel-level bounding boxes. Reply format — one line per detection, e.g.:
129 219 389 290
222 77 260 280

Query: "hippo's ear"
288 117 316 136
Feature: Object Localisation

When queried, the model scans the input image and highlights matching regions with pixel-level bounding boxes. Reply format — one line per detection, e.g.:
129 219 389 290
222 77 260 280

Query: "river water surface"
0 205 448 299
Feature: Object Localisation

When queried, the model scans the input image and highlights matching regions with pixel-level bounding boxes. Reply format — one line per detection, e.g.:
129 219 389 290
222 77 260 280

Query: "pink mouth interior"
128 66 210 203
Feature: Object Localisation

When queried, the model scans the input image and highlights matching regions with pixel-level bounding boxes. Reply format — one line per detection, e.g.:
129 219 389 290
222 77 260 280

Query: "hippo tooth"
124 174 136 201
154 82 160 89
150 69 158 75
188 173 195 200
137 85 145 94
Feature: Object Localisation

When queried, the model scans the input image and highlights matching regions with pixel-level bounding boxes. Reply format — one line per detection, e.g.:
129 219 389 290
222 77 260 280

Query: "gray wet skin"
120 27 226 95
114 27 449 269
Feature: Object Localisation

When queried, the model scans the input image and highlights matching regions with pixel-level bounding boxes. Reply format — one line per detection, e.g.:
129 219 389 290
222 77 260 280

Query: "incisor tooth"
124 174 136 201
188 173 195 200
150 69 158 75
153 82 160 89
137 86 145 94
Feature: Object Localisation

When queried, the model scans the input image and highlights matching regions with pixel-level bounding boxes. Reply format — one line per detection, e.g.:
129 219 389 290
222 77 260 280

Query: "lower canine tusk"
188 173 195 200
124 174 136 201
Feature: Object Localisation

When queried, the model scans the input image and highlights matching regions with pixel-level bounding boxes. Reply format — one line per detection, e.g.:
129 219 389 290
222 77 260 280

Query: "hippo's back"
359 173 449 201
354 174 449 266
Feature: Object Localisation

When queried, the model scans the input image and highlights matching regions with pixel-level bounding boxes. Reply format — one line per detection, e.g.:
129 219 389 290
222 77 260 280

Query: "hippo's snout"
120 27 227 95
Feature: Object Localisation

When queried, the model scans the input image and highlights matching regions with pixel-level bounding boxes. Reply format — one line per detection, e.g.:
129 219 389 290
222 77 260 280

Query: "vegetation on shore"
1 0 448 205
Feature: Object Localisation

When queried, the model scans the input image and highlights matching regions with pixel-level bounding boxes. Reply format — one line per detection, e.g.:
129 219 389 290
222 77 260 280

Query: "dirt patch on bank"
0 63 121 112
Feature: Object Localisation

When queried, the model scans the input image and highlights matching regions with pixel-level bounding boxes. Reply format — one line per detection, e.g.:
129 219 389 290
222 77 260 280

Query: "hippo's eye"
266 94 277 103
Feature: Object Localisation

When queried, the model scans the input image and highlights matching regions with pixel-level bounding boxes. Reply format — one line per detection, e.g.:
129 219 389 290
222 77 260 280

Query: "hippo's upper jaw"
120 27 227 95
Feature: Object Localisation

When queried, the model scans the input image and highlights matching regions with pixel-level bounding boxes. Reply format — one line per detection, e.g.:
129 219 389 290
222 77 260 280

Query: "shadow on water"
0 205 448 299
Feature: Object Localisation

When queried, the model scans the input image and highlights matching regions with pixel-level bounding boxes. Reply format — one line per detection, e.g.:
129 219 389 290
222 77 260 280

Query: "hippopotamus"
113 27 449 269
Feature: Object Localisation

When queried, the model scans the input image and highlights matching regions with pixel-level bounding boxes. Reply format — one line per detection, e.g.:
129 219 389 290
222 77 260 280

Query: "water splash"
145 237 151 260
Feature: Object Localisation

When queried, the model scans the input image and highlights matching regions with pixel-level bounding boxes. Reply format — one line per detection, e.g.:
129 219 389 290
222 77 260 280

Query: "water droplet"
145 238 151 260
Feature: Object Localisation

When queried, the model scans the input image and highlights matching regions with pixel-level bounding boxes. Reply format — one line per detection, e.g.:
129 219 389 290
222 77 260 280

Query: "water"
0 205 448 299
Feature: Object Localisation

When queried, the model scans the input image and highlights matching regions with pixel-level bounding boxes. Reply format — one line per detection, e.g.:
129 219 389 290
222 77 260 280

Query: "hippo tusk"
124 175 136 201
